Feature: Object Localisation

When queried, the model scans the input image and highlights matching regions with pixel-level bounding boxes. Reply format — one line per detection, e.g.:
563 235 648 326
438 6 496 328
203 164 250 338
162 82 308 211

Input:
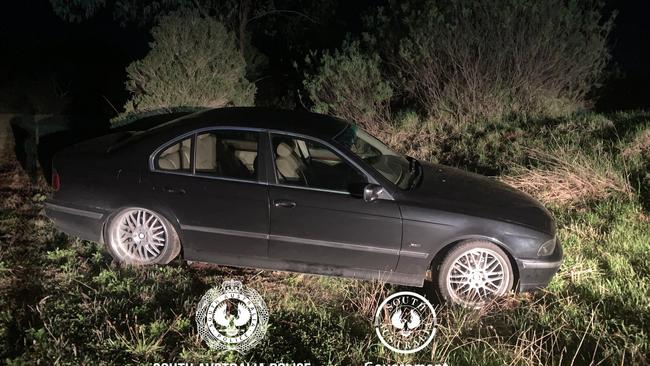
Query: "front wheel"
437 240 514 308
106 207 180 265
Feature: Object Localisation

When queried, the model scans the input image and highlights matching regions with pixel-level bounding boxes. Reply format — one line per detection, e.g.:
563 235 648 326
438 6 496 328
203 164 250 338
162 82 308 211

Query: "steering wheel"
366 155 404 184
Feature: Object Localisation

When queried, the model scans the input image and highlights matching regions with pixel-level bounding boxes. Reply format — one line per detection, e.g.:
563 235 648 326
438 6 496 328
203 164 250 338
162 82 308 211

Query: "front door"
268 133 402 271
150 129 269 261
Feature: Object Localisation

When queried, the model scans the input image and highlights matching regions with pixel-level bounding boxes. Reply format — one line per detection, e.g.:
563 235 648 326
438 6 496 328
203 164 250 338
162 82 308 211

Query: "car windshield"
334 125 417 189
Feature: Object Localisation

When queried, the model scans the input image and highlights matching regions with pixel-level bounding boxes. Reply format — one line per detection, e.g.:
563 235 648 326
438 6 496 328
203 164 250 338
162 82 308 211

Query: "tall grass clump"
502 147 632 208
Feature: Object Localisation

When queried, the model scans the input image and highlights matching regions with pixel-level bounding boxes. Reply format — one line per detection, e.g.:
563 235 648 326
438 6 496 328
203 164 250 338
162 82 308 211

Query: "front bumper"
516 240 563 292
44 200 106 243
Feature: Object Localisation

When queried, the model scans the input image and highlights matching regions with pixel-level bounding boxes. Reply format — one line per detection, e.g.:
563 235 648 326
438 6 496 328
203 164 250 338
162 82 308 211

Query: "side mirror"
363 184 383 202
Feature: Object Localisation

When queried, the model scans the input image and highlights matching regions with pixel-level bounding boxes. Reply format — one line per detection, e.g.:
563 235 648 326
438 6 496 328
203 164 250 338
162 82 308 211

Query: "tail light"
52 169 61 191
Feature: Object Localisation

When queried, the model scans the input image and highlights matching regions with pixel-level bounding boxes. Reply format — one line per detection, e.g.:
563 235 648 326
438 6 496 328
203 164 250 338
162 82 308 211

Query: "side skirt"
184 250 425 287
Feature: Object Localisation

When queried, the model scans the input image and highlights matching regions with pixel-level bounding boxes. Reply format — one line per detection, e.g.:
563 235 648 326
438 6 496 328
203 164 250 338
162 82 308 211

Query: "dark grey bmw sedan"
45 107 562 307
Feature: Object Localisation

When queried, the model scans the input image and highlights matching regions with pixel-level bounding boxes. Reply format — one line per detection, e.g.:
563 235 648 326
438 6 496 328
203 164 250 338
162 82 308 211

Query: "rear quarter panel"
51 132 155 214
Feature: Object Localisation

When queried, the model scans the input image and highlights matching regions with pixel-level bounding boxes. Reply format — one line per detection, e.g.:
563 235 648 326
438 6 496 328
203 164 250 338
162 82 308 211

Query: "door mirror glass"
363 184 383 202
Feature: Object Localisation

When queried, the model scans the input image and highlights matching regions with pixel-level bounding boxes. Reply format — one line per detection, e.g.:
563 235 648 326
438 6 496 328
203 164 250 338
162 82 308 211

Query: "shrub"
120 12 255 118
372 113 442 162
303 41 392 130
366 0 614 121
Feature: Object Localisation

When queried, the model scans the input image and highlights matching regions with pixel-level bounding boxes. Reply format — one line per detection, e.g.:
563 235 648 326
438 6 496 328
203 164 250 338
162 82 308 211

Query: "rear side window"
195 130 259 181
156 137 192 172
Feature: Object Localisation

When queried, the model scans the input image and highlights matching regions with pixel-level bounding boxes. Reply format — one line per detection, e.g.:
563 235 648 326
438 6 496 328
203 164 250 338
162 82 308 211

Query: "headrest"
276 142 294 157
162 143 180 155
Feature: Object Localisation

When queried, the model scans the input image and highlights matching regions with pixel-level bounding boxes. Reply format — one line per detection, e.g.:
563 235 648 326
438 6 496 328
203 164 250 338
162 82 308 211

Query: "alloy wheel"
110 208 168 264
445 247 510 307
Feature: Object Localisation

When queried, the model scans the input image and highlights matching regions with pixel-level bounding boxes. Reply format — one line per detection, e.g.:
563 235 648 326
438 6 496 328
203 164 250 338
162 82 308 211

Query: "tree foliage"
49 0 106 22
50 0 336 108
120 12 255 118
48 0 331 71
51 0 615 124
303 42 392 129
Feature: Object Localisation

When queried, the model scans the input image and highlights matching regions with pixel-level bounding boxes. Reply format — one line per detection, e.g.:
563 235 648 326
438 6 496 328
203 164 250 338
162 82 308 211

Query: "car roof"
151 107 351 140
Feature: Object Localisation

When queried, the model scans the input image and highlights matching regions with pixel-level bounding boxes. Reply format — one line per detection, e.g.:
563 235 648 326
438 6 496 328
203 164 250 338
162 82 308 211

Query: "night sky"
1 0 649 116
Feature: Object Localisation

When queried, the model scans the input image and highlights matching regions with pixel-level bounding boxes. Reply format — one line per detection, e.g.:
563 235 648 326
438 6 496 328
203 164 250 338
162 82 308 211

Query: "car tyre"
105 207 180 265
437 240 514 308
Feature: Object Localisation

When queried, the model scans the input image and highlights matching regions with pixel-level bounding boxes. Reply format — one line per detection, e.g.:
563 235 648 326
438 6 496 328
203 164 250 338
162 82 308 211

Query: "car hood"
396 162 556 235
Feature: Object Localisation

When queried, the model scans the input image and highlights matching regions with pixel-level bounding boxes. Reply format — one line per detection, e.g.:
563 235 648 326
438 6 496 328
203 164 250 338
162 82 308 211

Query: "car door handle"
162 186 186 195
273 199 296 208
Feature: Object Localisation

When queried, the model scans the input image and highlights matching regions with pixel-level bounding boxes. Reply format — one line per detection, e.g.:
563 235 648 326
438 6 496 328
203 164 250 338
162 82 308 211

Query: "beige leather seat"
158 139 191 170
195 134 217 171
275 142 302 181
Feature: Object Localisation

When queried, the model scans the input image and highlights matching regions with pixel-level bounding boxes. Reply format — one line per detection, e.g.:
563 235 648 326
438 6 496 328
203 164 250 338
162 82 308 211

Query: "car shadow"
393 283 444 307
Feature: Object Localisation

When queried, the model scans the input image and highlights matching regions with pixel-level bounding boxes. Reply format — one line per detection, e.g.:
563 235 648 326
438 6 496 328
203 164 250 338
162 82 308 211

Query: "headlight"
537 238 556 256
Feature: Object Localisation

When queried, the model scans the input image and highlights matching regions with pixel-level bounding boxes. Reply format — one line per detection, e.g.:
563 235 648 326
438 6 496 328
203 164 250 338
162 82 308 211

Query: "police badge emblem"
195 280 269 354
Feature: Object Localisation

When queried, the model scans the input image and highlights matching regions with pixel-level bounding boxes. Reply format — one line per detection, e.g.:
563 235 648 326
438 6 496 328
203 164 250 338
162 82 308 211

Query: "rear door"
150 128 270 261
267 133 402 271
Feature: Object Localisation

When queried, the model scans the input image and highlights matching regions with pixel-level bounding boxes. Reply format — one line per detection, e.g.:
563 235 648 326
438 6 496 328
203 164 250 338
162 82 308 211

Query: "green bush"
120 12 255 118
303 41 393 129
364 0 614 121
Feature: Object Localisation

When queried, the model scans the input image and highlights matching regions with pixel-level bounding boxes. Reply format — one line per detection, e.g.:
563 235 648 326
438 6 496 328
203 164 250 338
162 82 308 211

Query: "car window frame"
267 130 378 196
149 126 267 185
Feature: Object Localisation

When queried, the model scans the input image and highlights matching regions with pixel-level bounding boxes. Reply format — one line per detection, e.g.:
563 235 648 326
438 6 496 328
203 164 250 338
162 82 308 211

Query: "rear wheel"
437 240 514 308
106 208 180 265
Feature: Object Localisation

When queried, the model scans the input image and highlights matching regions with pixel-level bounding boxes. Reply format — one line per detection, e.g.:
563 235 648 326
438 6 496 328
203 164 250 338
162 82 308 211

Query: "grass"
1 111 650 365
501 147 632 208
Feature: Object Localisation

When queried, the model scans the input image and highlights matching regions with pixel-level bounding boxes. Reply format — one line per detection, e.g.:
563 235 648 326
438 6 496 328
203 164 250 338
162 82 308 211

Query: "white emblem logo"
196 280 269 354
374 291 437 354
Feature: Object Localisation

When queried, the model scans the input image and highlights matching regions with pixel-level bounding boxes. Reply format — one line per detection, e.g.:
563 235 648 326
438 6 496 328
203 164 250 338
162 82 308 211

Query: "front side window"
335 125 415 189
272 134 366 192
156 137 192 172
195 130 259 181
